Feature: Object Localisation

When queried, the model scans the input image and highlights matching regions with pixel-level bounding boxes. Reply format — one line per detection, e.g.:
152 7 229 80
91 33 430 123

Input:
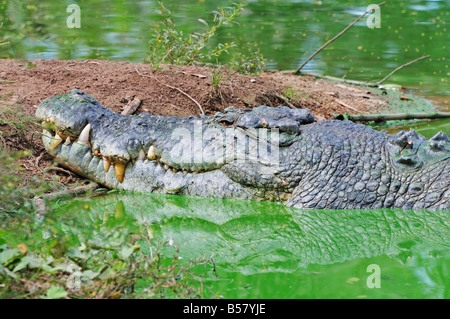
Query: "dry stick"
336 99 359 112
275 93 296 109
45 166 78 176
121 97 142 115
34 151 45 168
336 112 450 122
135 67 205 115
295 1 386 74
376 55 430 85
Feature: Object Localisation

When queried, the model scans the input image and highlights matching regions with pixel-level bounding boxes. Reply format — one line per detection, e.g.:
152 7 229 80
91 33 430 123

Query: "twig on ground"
336 99 359 112
45 166 78 176
34 152 44 168
121 98 142 115
275 93 296 109
135 67 205 115
295 1 386 74
376 55 430 85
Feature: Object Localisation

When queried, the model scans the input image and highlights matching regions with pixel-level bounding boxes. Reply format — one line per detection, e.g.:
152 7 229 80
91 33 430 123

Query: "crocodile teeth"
78 124 91 145
49 134 63 150
164 164 169 171
64 136 71 146
138 149 146 161
147 145 156 160
103 158 111 172
114 162 126 183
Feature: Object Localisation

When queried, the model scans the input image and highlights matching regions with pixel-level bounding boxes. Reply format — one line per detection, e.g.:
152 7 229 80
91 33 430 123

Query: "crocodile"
36 89 450 210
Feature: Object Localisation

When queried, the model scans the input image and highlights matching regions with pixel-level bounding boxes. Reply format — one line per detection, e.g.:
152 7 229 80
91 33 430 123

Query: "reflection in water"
64 193 450 298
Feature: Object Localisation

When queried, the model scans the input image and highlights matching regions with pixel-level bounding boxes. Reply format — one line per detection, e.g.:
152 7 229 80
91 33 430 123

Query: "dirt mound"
0 59 385 118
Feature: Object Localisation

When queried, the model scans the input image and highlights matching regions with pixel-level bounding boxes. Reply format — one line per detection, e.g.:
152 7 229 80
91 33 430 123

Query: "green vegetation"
210 66 232 96
146 2 266 75
0 23 7 47
281 87 298 102
0 154 213 298
0 150 47 215
0 215 212 299
280 87 309 103
229 48 266 76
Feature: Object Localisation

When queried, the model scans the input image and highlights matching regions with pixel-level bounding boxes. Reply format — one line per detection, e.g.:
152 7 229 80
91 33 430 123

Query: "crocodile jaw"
42 129 282 200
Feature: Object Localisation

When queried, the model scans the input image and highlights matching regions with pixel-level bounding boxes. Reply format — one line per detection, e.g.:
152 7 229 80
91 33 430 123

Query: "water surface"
55 193 450 298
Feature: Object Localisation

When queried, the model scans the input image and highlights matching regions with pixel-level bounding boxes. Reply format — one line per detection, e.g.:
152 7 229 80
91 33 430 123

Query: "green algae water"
53 193 450 299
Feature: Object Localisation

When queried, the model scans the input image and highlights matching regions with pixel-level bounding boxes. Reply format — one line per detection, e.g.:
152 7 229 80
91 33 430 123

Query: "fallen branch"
121 97 142 115
34 152 45 168
275 93 296 109
44 166 78 176
295 1 386 74
376 55 430 85
335 112 450 122
135 67 205 115
336 99 359 112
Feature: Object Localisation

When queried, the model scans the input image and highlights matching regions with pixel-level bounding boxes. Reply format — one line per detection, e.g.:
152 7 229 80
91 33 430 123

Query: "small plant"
282 88 297 102
208 66 232 104
229 48 267 76
281 87 309 102
146 2 243 71
0 150 39 214
210 68 224 91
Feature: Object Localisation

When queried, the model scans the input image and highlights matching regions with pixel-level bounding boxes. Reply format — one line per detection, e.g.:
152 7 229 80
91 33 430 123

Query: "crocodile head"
36 89 449 210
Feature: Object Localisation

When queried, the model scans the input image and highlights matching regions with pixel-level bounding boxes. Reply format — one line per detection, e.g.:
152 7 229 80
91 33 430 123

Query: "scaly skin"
36 89 450 210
